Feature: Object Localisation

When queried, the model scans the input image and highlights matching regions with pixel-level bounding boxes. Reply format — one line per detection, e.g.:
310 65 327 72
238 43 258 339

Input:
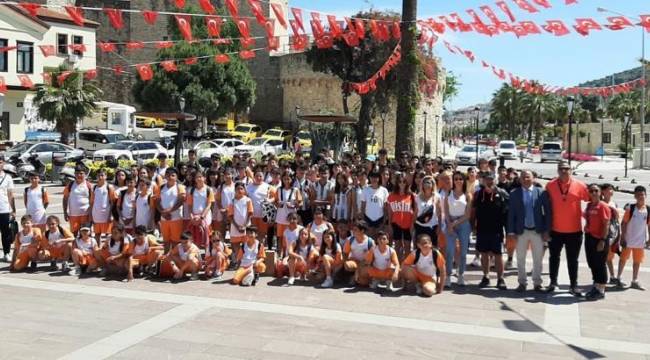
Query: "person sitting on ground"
131 225 163 277
159 231 201 281
204 230 230 280
38 215 73 272
318 230 343 288
366 231 400 291
342 220 375 287
401 234 446 297
232 227 266 286
286 227 318 285
96 223 134 281
10 215 41 272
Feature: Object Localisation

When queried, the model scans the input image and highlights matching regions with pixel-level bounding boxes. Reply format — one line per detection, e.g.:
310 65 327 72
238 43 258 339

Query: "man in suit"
507 170 552 292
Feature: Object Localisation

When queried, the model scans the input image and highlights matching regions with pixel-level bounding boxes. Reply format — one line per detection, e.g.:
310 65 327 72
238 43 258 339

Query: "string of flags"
349 45 401 95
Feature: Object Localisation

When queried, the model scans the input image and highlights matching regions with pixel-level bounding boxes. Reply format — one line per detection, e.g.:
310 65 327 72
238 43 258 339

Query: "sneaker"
74 266 81 276
505 260 514 270
545 283 558 293
241 271 254 286
190 272 199 281
252 273 259 286
321 276 334 288
370 279 379 289
214 272 223 281
479 276 490 288
616 279 627 289
50 261 57 270
584 287 605 301
609 277 618 285
415 282 423 295
457 274 465 287
288 276 295 285
386 281 394 292
516 284 526 293
444 276 451 289
471 257 480 268
1 253 9 262
569 287 583 297
30 261 37 271
533 285 544 292
496 278 507 290
631 281 646 291
60 262 70 272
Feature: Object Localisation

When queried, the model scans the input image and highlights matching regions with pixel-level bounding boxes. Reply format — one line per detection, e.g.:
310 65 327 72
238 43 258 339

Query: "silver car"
2 141 84 164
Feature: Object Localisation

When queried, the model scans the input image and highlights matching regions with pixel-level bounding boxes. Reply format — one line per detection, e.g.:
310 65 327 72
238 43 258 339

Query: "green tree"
490 84 524 139
32 64 103 144
521 84 558 145
443 71 460 104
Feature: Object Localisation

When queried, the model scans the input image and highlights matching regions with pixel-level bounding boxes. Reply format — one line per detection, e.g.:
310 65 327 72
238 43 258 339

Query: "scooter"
59 158 92 186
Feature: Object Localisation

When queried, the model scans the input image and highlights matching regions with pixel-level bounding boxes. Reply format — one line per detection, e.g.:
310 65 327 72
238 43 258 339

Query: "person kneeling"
159 232 201 281
10 215 41 272
366 231 400 291
342 220 374 287
318 230 343 288
71 224 99 276
232 227 266 286
131 225 163 277
287 228 318 285
401 234 446 297
205 231 230 280
96 224 134 281
38 215 74 272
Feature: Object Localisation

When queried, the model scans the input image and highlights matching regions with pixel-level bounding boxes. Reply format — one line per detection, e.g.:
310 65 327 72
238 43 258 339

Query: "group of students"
1 148 648 299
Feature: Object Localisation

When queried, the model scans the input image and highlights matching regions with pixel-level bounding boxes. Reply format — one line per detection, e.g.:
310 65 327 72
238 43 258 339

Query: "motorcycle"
59 158 93 186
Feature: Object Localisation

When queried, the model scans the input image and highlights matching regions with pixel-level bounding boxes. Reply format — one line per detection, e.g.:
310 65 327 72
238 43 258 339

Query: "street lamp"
474 106 480 166
435 115 440 157
566 96 575 167
174 95 186 165
381 111 387 149
625 112 631 178
423 110 428 157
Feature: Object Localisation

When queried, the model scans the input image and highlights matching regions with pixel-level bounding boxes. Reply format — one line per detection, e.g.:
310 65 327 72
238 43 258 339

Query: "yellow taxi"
135 115 166 128
366 137 379 155
295 130 312 151
261 127 292 143
209 118 235 131
230 123 262 142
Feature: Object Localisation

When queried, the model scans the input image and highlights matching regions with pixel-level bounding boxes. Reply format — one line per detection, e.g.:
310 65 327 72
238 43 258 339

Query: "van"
540 141 563 162
76 129 128 157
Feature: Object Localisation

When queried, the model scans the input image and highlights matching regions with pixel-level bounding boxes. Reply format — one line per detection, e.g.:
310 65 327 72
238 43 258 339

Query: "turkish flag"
19 3 41 17
438 16 458 32
142 10 158 25
449 13 472 32
532 0 552 8
509 74 521 88
239 50 256 60
184 57 198 65
271 3 287 29
512 24 528 37
290 35 308 51
161 61 177 72
354 18 366 39
42 72 51 85
520 21 541 34
463 50 475 62
84 69 97 80
267 36 279 51
225 0 239 19
512 0 538 13
291 8 304 32
574 18 602 36
18 75 34 89
316 34 334 49
392 21 401 39
0 76 6 94
443 41 456 54
342 31 359 47
39 45 56 57
369 19 380 39
605 16 633 31
206 16 222 37
264 19 275 38
247 0 266 24
543 20 570 36
328 15 343 38
104 8 124 30
126 41 145 51
240 37 255 49
175 15 193 41
198 0 216 14
174 0 185 9
428 19 446 34
640 15 650 33
565 0 578 4
214 54 230 64
310 20 324 38
472 22 492 36
481 60 490 68
377 21 391 41
289 20 301 37
57 71 72 85
495 1 516 22
466 10 487 26
69 44 86 53
64 6 85 26
479 6 502 26
235 18 251 38
155 41 174 49
212 39 232 45
136 64 154 81
98 42 116 52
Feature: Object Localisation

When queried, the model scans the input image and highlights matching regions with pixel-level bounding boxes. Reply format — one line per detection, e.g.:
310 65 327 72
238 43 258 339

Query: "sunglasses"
559 167 570 171
590 189 600 193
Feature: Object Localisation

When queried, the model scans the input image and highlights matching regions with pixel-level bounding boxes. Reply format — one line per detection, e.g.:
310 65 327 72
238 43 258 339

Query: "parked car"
135 115 166 128
2 141 83 164
210 138 245 157
540 141 563 162
495 140 517 159
202 130 234 140
193 141 229 159
455 145 491 165
230 123 262 143
261 128 292 143
92 141 168 161
234 137 284 156
294 130 312 152
76 129 128 156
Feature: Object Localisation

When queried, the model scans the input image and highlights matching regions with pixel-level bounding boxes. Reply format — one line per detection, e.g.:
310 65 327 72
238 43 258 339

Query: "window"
587 133 591 143
645 133 650 143
603 133 611 144
57 34 68 55
0 39 7 72
72 35 83 57
16 41 33 74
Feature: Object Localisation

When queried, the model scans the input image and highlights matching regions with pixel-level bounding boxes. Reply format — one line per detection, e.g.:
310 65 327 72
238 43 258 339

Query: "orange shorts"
233 262 266 284
205 254 229 272
415 270 436 285
160 220 184 244
320 254 343 268
251 217 269 235
506 237 517 253
621 248 645 263
437 232 446 257
607 244 620 262
69 215 89 234
14 246 37 269
230 235 247 244
93 222 113 236
78 254 97 267
368 267 395 280
44 245 67 260
133 251 160 266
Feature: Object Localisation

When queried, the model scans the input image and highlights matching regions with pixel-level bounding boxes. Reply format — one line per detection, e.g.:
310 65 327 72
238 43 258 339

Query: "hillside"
579 66 643 87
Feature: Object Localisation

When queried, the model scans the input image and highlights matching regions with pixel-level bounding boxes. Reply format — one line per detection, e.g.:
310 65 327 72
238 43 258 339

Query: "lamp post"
566 96 575 167
474 106 480 166
423 110 428 157
174 95 186 165
381 111 387 149
435 115 440 157
625 112 631 178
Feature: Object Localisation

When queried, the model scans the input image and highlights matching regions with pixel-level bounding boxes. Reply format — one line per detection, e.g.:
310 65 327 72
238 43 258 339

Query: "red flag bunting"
481 60 490 68
235 18 251 39
565 0 578 4
142 10 158 25
267 36 279 51
466 9 487 26
310 20 324 39
225 0 239 19
574 18 602 36
479 6 502 26
543 20 570 36
69 44 86 53
495 1 516 22
492 66 506 80
463 50 475 62
512 0 538 13
449 13 472 32
247 0 266 25
39 45 56 57
641 15 650 33
155 41 174 49
289 20 301 37
126 41 145 51
264 19 275 38
198 0 216 14
41 72 51 85
0 76 6 94
271 3 287 29
520 21 541 34
174 0 185 9
392 21 401 39
0 46 16 53
239 50 256 60
369 19 380 39
57 71 72 85
136 64 154 81
512 24 528 37
439 16 458 32
532 0 552 8
316 34 335 49
98 42 116 52
605 16 633 31
206 16 222 37
214 54 230 64
377 21 391 41
104 8 124 30
18 75 34 89
84 69 97 80
291 8 304 32
327 15 342 38
174 15 193 41
64 6 85 26
240 37 255 49
354 18 366 39
161 61 177 72
212 39 233 45
291 35 308 51
342 31 359 47
184 57 198 65
19 2 41 17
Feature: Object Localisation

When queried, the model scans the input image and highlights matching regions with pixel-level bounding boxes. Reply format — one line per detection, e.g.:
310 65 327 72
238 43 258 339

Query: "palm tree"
490 84 524 139
521 84 558 145
32 65 103 144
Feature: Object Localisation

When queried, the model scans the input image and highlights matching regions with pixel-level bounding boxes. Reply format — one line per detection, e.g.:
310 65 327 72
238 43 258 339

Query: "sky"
289 0 648 110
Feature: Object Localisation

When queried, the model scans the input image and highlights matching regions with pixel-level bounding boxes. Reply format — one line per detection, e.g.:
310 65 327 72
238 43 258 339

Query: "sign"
595 146 604 156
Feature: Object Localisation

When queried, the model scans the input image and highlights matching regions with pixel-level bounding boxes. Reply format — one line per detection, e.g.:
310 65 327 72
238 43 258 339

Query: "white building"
0 4 98 142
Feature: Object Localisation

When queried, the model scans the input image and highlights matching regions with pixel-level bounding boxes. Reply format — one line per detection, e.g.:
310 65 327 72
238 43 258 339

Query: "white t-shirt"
447 191 468 218
120 190 137 220
215 183 235 222
135 192 153 228
246 182 272 218
159 183 184 221
362 186 389 221
0 172 13 213
415 251 437 277
190 186 212 223
372 246 393 270
626 206 649 248
276 187 298 225
313 180 334 204
25 186 46 225
91 184 113 224
229 196 252 237
415 194 438 227
283 225 303 252
67 181 90 217
309 222 330 247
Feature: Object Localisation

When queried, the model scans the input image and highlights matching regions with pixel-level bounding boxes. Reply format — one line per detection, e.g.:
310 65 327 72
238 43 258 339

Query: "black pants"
549 231 583 287
585 234 608 285
0 213 11 255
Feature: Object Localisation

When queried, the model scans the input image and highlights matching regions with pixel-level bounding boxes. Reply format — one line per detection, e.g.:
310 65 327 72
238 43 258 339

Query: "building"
566 120 650 157
0 3 97 142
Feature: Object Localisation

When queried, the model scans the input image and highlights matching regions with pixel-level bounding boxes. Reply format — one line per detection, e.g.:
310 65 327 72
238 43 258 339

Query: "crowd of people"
0 148 648 299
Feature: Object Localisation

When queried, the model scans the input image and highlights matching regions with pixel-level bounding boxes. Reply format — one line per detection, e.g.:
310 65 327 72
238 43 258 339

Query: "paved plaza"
1 183 650 359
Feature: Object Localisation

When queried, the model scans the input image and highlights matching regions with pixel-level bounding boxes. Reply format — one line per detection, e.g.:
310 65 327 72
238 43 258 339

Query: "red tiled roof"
6 4 100 28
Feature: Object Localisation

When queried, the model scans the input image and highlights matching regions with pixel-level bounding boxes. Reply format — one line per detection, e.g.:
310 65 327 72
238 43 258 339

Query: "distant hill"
579 67 643 87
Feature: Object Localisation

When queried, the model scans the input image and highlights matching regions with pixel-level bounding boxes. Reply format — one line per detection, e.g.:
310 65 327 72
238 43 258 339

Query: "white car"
193 140 229 159
496 140 517 159
92 141 167 161
540 141 563 162
76 129 128 156
234 137 284 156
455 145 491 165
211 138 245 157
3 141 83 164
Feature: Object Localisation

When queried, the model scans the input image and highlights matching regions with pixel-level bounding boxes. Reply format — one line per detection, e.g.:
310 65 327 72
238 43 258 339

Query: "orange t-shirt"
584 201 611 239
387 193 414 230
546 178 589 233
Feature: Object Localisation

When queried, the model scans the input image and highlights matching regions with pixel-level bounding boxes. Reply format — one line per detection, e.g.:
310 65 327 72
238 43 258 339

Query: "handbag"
417 205 434 224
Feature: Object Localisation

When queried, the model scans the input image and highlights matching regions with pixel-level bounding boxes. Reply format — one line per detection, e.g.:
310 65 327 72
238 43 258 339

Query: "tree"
521 84 558 145
396 0 419 155
490 84 524 139
444 71 460 104
32 64 103 144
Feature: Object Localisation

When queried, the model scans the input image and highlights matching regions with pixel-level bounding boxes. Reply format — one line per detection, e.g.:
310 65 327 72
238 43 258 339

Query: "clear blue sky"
289 0 648 110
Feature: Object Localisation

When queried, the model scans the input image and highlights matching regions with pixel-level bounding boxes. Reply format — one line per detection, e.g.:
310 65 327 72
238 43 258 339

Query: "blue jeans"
445 220 471 276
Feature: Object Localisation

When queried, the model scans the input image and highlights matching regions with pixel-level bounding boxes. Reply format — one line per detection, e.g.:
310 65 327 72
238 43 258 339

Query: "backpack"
606 205 621 248
189 186 213 212
24 186 46 207
625 203 650 225
347 236 374 250
414 248 442 277
66 181 92 199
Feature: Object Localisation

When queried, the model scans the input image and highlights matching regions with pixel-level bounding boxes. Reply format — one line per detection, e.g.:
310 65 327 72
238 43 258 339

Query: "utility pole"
641 29 647 168
395 0 418 154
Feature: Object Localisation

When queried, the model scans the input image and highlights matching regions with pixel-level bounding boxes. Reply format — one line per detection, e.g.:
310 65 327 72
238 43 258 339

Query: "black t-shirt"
473 187 509 234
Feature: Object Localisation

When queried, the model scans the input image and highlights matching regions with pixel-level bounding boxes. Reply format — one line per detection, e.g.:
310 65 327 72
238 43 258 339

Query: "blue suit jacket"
506 186 552 235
